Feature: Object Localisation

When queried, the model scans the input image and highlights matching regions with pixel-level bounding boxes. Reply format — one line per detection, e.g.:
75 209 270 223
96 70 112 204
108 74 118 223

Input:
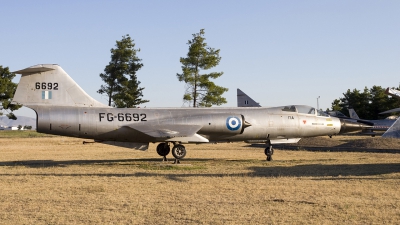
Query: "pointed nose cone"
339 119 372 134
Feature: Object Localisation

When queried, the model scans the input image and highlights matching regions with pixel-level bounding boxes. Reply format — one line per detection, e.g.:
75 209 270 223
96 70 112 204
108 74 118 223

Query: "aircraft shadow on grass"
0 159 399 180
249 144 400 154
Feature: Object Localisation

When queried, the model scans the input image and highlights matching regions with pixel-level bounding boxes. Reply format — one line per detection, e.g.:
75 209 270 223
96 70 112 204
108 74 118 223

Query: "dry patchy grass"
0 135 399 224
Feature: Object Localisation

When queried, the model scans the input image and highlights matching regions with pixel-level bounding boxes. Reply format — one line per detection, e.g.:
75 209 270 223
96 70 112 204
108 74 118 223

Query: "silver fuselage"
32 105 341 143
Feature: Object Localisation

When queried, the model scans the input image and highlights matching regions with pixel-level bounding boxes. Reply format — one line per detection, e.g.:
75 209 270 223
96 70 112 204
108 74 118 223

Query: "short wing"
245 138 301 144
124 124 209 143
382 117 400 138
380 107 400 115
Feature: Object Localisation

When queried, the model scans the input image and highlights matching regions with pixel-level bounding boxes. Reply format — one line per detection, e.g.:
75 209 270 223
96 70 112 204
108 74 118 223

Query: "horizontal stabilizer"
14 65 55 75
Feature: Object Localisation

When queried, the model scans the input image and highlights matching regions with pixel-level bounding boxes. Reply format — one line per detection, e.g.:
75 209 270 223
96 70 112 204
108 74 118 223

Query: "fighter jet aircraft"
379 88 400 115
12 64 369 162
349 108 395 130
379 88 400 138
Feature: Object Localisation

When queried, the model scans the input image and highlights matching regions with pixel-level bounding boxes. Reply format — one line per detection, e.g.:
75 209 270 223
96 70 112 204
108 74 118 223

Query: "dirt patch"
292 137 345 147
339 138 400 149
289 136 400 149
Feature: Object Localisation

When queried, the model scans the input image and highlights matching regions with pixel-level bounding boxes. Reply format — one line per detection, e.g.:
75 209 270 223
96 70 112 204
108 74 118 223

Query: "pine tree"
98 35 148 107
177 29 228 107
0 65 21 119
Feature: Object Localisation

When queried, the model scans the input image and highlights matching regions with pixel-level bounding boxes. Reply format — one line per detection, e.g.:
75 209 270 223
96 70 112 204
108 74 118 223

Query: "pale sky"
1 0 399 118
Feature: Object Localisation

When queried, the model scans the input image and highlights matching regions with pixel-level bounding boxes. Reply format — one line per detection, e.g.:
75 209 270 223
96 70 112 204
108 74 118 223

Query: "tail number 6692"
35 82 58 90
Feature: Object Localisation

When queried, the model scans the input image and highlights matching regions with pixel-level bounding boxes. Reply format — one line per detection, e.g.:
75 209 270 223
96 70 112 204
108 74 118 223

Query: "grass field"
0 132 399 224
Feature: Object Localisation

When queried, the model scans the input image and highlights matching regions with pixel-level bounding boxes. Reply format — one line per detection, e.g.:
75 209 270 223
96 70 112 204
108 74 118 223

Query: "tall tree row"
98 35 148 108
0 66 21 119
331 85 400 119
177 29 228 107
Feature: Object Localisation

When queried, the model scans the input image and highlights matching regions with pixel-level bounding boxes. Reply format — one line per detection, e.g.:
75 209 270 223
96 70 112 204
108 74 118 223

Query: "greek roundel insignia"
226 117 241 131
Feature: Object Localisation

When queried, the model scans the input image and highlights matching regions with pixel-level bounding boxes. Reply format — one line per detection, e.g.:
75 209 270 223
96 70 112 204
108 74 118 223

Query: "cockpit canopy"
326 111 347 118
281 105 329 117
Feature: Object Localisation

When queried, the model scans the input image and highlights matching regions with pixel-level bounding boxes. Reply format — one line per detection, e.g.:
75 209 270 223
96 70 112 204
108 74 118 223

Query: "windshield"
281 105 297 112
282 105 320 115
296 105 316 114
281 105 330 116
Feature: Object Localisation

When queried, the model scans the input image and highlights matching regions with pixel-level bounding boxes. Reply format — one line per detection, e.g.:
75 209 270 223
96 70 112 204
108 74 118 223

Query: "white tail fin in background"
12 64 108 108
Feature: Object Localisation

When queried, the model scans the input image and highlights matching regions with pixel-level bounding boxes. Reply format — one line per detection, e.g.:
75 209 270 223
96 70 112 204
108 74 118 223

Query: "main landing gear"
264 140 274 161
156 142 187 164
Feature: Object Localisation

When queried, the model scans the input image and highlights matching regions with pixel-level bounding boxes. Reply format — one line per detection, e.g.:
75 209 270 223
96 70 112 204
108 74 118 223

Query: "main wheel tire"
156 143 170 156
267 155 272 161
172 144 186 159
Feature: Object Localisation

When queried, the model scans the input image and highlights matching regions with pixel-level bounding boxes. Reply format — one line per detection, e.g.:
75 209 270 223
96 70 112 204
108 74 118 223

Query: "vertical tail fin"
348 108 360 119
12 64 108 108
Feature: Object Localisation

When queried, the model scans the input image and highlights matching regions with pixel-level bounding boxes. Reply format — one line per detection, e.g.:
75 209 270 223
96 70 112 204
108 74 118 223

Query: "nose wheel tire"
264 147 274 156
264 145 274 161
172 144 186 159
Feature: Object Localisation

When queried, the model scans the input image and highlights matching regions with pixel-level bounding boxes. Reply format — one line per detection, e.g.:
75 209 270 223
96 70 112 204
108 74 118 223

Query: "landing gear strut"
156 142 187 163
156 143 170 161
264 140 274 161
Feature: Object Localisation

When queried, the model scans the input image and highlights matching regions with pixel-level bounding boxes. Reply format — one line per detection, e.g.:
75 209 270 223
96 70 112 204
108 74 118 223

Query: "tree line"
330 86 400 119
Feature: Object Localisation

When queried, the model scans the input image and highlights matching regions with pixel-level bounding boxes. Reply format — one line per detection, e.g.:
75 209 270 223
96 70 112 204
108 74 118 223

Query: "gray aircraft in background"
348 108 396 136
380 88 400 115
12 65 368 162
380 88 400 138
237 88 261 107
326 109 395 136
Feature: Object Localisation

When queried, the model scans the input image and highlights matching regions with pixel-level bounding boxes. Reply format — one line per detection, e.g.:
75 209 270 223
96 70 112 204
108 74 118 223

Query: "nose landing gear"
264 140 274 161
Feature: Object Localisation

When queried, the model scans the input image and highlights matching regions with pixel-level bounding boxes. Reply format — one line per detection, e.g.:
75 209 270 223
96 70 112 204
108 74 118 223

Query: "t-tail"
12 64 108 109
